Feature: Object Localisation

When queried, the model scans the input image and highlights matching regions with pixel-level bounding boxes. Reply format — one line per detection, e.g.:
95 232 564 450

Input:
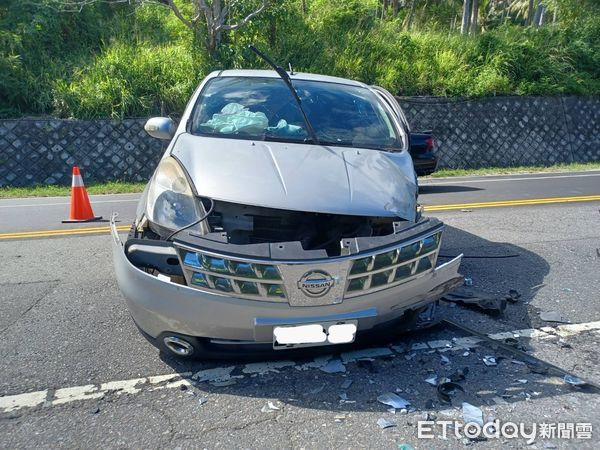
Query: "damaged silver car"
111 68 463 358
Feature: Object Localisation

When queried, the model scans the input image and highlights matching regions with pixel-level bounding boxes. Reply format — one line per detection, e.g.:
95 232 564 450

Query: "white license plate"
273 321 357 349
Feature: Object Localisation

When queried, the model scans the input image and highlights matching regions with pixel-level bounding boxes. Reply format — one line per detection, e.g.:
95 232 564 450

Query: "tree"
461 0 472 34
470 0 479 33
45 0 269 56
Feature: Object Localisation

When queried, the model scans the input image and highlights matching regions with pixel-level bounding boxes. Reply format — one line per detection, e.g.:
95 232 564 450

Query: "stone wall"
0 96 598 187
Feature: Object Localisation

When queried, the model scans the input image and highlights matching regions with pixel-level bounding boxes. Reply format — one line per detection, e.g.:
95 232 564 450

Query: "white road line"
420 172 600 185
0 199 139 208
2 321 599 413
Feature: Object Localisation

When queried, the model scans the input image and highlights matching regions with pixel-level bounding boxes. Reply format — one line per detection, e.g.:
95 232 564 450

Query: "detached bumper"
111 217 462 348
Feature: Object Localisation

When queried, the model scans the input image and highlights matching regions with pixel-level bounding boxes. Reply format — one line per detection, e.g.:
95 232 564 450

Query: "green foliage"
0 0 598 119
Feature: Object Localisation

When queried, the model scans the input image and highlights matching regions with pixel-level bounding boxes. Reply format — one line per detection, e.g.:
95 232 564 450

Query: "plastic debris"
388 407 396 414
462 402 484 426
341 379 353 389
460 209 473 213
444 287 506 313
377 418 397 429
341 347 393 364
334 414 346 422
243 360 295 375
463 351 470 357
540 311 569 323
511 359 526 365
198 397 208 406
437 381 465 404
404 353 416 360
261 401 280 412
483 356 497 366
506 289 521 303
440 355 450 366
377 392 411 409
320 359 346 374
563 375 586 387
339 392 348 401
463 277 473 286
425 375 438 386
514 379 528 384
411 342 429 351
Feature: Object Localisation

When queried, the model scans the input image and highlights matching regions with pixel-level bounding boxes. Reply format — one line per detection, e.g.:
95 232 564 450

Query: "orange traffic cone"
62 166 102 223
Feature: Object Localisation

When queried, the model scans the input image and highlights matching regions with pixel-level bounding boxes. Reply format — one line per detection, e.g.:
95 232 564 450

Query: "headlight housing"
146 157 203 235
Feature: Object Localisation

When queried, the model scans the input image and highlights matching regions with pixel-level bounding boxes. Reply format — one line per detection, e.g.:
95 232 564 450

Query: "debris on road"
443 287 507 313
424 375 438 386
377 392 411 409
563 375 586 387
506 289 521 303
243 360 295 375
437 381 465 404
320 359 346 374
341 347 393 364
483 355 497 366
210 379 237 387
440 355 450 366
377 418 397 429
198 397 208 406
334 414 346 422
341 379 353 389
261 401 280 412
462 402 484 426
307 384 325 395
540 311 569 323
463 277 473 286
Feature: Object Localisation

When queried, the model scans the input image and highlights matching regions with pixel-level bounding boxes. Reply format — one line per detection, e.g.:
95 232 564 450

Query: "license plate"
273 321 357 349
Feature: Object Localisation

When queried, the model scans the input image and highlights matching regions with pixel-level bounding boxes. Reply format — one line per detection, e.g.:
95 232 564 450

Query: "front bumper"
111 218 462 346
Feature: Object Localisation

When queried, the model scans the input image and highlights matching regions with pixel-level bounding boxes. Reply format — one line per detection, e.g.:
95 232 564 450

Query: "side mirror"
144 117 177 140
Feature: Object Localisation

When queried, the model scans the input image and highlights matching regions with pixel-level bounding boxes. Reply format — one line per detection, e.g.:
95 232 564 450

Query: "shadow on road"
418 184 484 194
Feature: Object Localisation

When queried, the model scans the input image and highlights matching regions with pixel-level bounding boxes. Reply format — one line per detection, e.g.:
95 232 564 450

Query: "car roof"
214 69 368 88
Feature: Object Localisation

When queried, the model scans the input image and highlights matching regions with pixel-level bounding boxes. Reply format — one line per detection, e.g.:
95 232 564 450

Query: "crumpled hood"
171 134 417 221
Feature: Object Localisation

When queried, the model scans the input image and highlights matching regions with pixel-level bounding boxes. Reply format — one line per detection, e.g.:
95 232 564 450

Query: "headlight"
146 157 202 233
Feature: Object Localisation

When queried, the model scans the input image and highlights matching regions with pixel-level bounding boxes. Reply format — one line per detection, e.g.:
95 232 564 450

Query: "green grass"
0 181 147 198
427 162 600 178
1 162 599 198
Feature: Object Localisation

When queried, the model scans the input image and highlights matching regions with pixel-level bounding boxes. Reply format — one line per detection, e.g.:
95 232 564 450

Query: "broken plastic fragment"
261 401 280 412
462 402 483 426
243 360 295 375
483 356 497 366
377 418 397 429
198 397 208 406
464 277 473 286
440 355 450 366
540 311 569 323
193 366 235 383
425 375 438 386
341 379 353 389
320 359 346 374
563 375 586 386
377 392 410 409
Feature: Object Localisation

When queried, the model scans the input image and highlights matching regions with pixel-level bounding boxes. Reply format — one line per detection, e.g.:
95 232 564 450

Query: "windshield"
190 76 406 151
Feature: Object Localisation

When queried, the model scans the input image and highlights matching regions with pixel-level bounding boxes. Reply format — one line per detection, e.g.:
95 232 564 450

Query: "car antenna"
248 44 319 145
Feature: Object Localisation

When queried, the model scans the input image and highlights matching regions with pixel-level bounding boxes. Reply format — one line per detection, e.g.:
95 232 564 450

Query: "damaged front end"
112 192 462 358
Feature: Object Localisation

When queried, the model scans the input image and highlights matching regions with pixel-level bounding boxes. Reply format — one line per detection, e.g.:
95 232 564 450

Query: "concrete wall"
0 96 598 187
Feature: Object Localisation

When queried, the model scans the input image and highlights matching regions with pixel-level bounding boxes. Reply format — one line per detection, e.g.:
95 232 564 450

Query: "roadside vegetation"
1 162 599 198
1 0 598 119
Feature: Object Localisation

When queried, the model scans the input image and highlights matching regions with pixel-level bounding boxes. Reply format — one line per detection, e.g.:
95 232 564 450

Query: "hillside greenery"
1 0 598 119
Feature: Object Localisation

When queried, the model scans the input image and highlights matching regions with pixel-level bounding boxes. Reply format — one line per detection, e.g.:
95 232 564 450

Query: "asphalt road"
0 171 599 449
0 170 599 234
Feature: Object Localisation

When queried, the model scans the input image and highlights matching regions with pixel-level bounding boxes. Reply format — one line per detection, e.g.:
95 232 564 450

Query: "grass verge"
0 181 147 199
0 162 599 199
427 162 600 178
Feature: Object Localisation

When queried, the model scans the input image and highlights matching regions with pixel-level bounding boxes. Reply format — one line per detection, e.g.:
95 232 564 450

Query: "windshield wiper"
248 45 320 145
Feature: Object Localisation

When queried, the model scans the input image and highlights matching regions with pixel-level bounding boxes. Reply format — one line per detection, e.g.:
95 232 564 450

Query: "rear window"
190 76 405 151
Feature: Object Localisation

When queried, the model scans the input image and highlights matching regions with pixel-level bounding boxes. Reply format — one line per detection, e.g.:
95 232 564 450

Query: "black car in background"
372 87 438 176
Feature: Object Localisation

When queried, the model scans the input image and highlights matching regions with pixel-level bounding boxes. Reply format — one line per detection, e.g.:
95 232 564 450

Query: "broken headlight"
146 157 202 235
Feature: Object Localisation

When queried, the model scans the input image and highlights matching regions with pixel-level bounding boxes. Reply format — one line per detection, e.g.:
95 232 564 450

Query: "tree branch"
165 0 195 31
219 0 268 31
